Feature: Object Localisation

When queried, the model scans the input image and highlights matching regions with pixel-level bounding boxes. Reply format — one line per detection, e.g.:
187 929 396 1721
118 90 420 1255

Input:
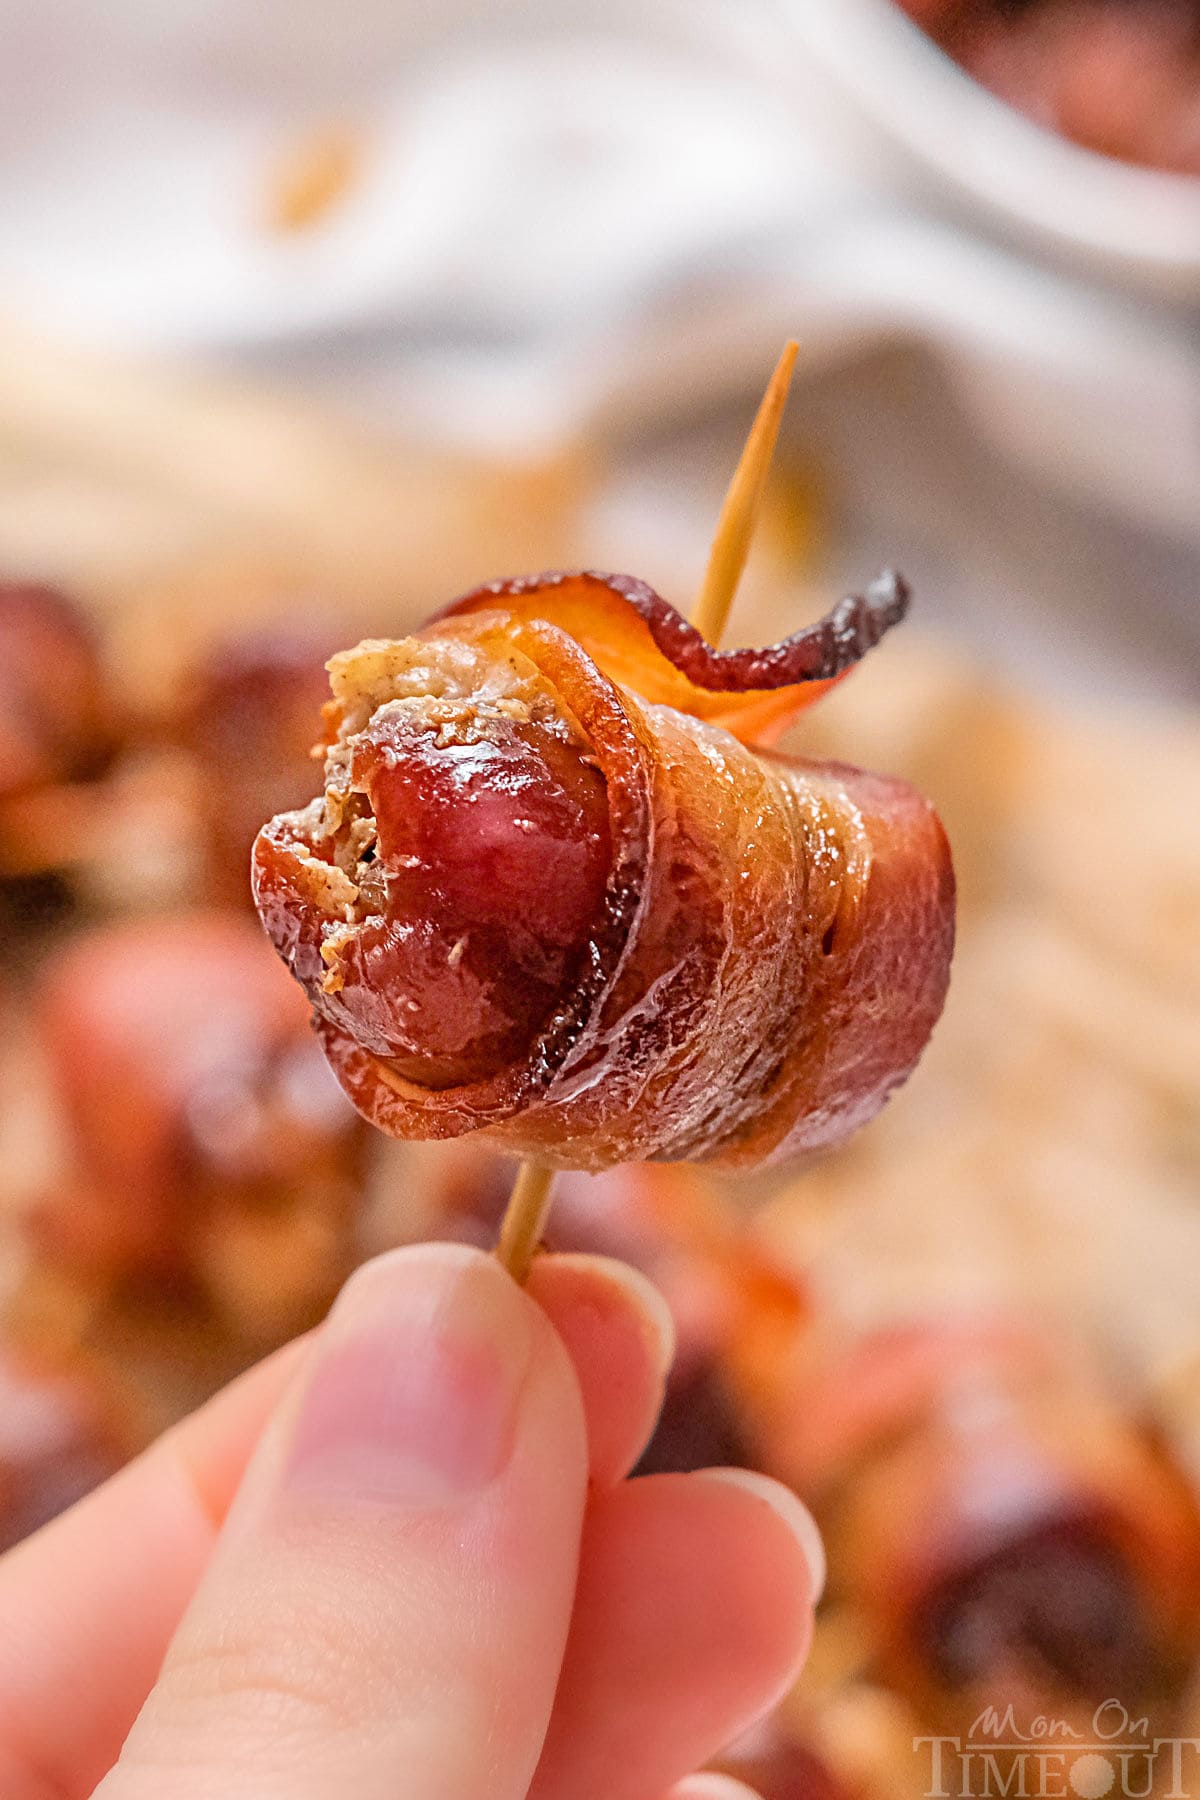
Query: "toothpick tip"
692 339 800 646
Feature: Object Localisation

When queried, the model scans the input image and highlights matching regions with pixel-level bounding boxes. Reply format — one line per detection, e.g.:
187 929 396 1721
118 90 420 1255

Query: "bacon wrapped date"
253 571 954 1172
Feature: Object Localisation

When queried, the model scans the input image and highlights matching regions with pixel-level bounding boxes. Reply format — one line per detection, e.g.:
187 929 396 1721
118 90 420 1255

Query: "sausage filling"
270 636 612 1089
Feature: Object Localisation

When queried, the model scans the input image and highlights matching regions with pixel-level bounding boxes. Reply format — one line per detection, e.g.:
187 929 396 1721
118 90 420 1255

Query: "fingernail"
286 1246 534 1506
547 1253 676 1381
697 1467 827 1603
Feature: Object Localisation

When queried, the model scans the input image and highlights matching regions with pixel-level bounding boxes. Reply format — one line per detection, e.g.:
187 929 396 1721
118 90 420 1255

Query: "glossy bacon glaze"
253 572 954 1172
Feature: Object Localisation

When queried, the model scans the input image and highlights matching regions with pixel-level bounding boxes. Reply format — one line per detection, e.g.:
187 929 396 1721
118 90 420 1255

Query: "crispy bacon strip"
253 575 953 1173
433 567 909 746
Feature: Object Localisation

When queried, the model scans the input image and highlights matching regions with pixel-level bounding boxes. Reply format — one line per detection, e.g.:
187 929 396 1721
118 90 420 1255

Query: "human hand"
0 1244 822 1800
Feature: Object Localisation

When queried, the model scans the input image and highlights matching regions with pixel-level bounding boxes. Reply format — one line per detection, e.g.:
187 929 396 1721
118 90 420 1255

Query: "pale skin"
0 1244 823 1800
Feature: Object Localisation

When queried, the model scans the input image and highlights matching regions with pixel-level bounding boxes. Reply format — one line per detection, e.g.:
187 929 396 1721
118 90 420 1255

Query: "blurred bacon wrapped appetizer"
175 623 340 908
897 0 1200 176
761 1317 1200 1735
30 910 367 1340
0 582 115 808
0 581 118 916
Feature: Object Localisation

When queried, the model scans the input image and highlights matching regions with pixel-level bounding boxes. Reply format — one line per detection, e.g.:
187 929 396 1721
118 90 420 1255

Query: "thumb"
97 1244 588 1800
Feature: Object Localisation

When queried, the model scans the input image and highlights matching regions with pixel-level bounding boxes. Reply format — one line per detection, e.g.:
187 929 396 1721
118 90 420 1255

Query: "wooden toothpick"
494 1159 557 1284
494 342 799 1280
691 339 799 647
